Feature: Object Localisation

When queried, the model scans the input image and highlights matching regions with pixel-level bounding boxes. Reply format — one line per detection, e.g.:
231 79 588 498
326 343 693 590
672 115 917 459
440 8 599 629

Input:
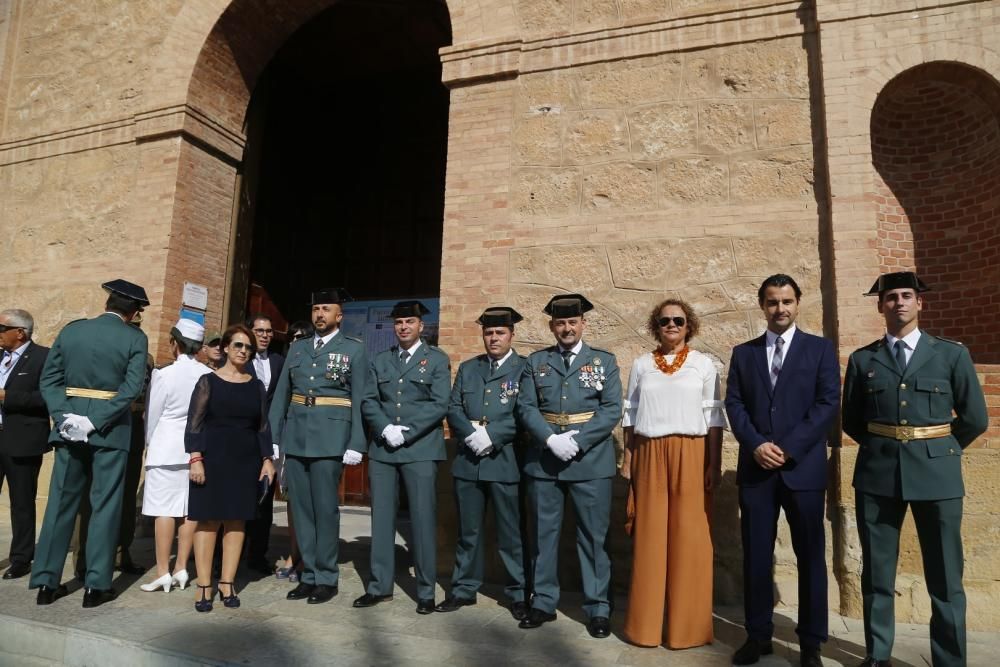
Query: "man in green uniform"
437 307 528 620
843 271 988 667
268 288 367 605
516 294 622 638
30 279 150 608
357 300 450 615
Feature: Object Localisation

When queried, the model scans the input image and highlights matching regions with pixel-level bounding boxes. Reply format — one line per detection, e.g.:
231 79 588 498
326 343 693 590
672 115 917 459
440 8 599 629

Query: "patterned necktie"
561 349 573 371
314 338 323 351
771 336 784 387
490 359 500 374
894 340 907 372
400 349 411 365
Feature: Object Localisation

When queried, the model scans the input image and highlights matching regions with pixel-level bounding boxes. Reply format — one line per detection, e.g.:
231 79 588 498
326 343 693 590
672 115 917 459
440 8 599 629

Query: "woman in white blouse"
621 299 725 650
139 319 213 593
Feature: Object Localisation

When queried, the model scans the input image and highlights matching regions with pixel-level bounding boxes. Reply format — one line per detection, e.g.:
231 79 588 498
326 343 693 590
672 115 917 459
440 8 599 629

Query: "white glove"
60 414 91 442
381 424 411 448
545 430 580 462
272 444 280 460
342 449 363 466
77 416 95 435
465 426 493 456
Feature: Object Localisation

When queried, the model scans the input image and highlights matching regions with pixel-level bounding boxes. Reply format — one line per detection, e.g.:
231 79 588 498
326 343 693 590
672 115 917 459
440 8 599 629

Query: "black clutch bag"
257 475 272 504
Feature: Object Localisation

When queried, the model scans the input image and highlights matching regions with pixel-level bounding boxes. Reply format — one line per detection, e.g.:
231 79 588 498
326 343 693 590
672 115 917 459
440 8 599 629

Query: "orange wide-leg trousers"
623 434 714 649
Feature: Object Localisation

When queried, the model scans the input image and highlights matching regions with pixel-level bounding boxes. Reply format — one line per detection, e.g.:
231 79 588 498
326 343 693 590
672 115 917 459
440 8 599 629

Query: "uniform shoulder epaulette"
64 318 87 327
587 345 614 355
933 335 964 346
345 335 363 343
864 338 883 350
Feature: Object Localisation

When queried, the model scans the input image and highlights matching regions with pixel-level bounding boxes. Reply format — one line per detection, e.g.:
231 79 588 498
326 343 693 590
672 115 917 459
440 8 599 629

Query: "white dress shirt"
400 339 423 361
253 350 272 391
765 324 797 371
145 355 213 467
622 349 727 438
489 349 514 368
313 328 340 349
0 341 30 426
885 328 922 365
557 339 584 366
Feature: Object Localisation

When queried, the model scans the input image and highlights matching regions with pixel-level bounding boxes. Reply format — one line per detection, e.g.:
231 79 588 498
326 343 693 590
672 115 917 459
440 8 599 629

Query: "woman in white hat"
139 319 213 592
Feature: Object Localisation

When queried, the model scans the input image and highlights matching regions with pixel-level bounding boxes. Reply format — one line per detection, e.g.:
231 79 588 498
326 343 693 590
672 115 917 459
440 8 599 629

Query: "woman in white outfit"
140 319 213 592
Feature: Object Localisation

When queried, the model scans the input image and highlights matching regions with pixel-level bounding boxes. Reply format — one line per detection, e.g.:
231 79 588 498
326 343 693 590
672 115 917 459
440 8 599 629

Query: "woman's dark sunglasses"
230 341 253 351
657 316 686 328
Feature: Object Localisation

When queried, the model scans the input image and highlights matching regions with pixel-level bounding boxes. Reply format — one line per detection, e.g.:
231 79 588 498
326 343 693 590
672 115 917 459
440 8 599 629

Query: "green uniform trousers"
450 477 526 602
857 492 966 666
367 459 437 600
30 443 128 590
285 455 343 587
527 476 612 619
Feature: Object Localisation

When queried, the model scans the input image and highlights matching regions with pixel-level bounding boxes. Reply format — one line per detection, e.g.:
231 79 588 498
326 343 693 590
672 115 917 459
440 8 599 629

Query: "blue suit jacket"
725 329 840 491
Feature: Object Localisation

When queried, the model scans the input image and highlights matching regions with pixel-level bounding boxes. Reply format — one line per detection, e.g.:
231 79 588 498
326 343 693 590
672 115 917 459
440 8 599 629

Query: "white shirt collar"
885 328 921 351
558 340 584 356
4 340 30 360
489 349 514 367
256 349 268 361
400 339 423 357
314 328 340 347
766 324 797 347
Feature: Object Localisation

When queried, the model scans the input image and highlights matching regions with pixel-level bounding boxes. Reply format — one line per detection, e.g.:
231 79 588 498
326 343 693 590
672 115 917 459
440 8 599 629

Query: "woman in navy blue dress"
186 324 275 612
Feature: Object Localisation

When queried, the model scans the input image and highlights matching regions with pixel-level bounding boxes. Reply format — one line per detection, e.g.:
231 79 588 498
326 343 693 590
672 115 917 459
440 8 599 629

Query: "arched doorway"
870 61 1000 363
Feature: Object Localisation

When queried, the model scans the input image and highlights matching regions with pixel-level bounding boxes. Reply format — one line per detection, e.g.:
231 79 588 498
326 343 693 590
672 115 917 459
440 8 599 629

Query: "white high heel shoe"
140 572 173 592
171 569 190 591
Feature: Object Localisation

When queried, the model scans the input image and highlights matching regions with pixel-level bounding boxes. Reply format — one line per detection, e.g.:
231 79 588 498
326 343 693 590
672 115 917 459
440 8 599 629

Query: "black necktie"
490 359 499 374
894 340 907 372
561 349 573 370
400 350 411 365
314 338 322 351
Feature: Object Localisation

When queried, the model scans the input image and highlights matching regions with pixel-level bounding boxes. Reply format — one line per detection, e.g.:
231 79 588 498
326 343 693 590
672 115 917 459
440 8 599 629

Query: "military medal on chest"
325 352 351 382
499 379 519 405
419 358 428 373
579 357 605 390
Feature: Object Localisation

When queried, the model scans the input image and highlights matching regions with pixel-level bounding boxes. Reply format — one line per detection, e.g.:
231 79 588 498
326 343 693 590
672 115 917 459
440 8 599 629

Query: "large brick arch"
870 62 1000 363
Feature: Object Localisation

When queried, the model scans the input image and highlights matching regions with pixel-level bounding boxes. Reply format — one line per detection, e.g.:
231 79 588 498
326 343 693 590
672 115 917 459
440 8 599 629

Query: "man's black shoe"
857 659 892 667
518 608 556 629
82 588 117 608
509 600 529 621
732 638 773 665
800 645 823 667
286 582 316 600
116 558 145 576
586 616 610 639
35 584 67 605
434 595 475 613
353 593 393 608
416 598 436 614
3 562 31 579
306 584 337 604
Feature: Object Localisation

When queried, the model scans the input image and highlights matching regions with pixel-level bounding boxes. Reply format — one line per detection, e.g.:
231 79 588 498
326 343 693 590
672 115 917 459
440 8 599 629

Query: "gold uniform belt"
291 394 351 408
867 422 951 442
542 411 595 426
66 387 117 400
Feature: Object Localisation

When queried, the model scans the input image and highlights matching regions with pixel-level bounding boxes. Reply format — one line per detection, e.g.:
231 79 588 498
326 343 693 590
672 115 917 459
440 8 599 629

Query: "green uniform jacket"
516 343 622 482
40 313 149 451
362 342 451 463
269 334 368 457
843 333 988 501
447 351 526 483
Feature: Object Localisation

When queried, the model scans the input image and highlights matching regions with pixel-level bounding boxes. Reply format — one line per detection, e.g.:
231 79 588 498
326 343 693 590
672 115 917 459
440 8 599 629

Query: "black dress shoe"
35 584 68 605
306 584 338 604
518 608 557 629
82 587 117 608
353 592 393 608
857 659 892 667
732 638 773 665
416 598 435 614
510 600 529 621
434 595 476 613
800 645 823 667
3 562 31 579
586 616 611 639
286 582 316 600
116 560 145 576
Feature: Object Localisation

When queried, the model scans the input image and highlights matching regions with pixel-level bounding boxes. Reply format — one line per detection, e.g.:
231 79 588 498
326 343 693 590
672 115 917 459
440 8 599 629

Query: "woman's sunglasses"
229 341 253 351
657 316 686 328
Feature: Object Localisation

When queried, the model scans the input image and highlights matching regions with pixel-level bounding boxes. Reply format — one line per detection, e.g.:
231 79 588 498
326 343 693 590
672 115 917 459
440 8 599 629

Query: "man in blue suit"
725 274 840 667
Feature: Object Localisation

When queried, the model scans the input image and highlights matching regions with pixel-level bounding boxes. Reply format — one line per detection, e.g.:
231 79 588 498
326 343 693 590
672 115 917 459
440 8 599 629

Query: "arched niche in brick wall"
870 61 1000 363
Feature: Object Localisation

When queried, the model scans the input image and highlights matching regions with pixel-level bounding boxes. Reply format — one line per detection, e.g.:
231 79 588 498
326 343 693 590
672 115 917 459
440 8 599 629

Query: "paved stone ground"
0 491 995 666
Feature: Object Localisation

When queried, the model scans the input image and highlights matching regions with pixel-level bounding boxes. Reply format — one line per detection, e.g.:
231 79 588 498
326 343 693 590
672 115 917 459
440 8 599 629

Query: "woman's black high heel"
195 584 214 612
218 581 241 608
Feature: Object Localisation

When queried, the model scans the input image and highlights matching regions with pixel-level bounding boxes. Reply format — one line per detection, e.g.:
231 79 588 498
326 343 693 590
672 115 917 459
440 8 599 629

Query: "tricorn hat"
311 287 353 306
476 307 523 328
102 279 150 307
864 271 930 297
390 300 431 319
543 294 594 318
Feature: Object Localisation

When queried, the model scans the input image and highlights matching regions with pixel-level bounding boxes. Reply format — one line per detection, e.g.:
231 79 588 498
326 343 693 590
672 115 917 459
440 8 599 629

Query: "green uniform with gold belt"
268 331 368 587
30 312 148 592
843 332 988 666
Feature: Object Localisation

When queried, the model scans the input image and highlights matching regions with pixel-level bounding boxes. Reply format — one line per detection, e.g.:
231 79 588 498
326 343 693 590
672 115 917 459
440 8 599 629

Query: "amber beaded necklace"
652 346 689 374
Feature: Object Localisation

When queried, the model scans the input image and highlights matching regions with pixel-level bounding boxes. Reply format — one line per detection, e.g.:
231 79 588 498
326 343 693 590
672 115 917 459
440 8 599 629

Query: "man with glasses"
0 310 50 580
30 279 149 608
246 314 285 574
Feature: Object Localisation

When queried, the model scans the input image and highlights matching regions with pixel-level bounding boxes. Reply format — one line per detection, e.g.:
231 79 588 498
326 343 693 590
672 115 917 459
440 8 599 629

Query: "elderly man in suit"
246 313 286 574
843 271 988 667
357 300 451 615
515 294 622 639
437 307 528 620
29 279 149 608
0 309 50 580
725 274 841 667
269 288 367 604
